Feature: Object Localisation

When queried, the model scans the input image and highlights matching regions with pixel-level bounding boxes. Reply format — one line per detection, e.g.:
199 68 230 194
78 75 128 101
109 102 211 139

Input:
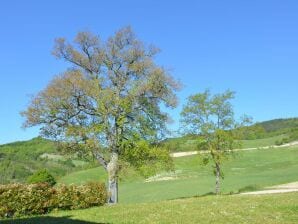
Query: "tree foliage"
26 169 56 186
22 27 180 203
180 89 251 194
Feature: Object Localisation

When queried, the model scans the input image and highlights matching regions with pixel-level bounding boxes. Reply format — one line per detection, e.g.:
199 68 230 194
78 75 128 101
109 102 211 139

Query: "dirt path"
240 182 298 195
171 141 298 158
170 143 298 195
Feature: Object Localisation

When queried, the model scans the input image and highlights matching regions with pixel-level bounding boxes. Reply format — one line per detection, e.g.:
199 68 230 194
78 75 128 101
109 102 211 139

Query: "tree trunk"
107 152 119 204
215 163 220 195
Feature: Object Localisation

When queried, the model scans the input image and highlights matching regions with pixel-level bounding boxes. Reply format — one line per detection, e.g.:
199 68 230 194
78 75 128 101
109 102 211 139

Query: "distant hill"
257 117 298 133
0 137 92 184
162 117 298 152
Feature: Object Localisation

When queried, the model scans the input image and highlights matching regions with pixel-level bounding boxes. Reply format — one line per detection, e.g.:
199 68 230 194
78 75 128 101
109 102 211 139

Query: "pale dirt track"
170 141 298 158
170 142 298 195
240 182 298 195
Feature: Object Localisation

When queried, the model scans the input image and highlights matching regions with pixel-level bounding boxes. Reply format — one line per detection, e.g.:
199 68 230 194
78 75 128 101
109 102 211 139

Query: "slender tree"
180 89 250 194
22 27 180 204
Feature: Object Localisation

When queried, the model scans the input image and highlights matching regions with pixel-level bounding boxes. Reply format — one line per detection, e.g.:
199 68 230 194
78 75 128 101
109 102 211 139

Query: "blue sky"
1 0 298 144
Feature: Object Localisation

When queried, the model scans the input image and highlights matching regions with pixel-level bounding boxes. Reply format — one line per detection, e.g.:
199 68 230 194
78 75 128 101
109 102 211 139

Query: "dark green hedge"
0 182 107 218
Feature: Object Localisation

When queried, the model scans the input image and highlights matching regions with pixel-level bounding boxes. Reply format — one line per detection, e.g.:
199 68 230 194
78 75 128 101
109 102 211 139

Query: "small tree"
22 27 179 203
180 89 250 194
27 169 56 186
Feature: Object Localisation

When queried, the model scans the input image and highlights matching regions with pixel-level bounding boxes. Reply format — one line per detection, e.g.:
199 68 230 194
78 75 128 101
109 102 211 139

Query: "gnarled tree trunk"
107 152 119 204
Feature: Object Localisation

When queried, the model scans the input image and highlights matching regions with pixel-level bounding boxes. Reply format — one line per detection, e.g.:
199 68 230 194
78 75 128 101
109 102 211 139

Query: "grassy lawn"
58 146 298 203
3 192 298 224
164 135 288 152
2 139 298 223
240 135 287 148
58 167 107 185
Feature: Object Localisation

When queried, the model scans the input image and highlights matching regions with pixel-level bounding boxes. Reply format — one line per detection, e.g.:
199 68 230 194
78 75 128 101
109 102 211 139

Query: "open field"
58 166 107 185
241 135 287 148
1 130 298 223
1 128 298 223
164 134 288 152
58 146 298 203
3 192 298 224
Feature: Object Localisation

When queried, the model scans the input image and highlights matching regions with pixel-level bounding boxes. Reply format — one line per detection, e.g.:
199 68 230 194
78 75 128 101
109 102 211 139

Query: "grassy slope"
260 117 298 132
163 117 298 152
241 134 287 148
0 137 91 184
4 193 298 224
0 137 61 183
2 120 298 223
58 167 107 185
164 134 289 152
58 146 298 204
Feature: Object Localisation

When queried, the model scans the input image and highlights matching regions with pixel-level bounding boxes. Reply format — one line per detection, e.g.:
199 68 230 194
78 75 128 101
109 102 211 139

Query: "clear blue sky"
1 0 298 144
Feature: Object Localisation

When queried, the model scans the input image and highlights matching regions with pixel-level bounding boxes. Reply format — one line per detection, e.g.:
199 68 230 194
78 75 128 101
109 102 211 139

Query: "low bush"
0 182 107 218
275 137 289 146
27 169 57 186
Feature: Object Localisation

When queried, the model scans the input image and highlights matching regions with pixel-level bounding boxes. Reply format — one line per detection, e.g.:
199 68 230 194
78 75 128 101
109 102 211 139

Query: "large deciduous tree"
22 27 180 204
180 90 250 194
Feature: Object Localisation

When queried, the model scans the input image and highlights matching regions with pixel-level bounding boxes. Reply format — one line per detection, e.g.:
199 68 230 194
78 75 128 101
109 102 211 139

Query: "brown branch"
93 151 108 170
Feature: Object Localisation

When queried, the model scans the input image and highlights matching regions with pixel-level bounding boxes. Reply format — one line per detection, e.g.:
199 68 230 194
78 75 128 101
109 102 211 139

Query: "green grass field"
2 134 298 223
241 134 287 148
4 192 298 224
163 134 288 152
58 146 298 203
58 167 107 185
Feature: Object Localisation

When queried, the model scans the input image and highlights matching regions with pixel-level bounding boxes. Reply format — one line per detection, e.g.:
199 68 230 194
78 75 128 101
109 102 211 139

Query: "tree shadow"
0 216 111 224
167 191 216 201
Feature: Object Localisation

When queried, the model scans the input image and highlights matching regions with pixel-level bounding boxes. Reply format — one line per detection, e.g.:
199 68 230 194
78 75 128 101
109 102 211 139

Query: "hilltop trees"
180 90 250 194
22 27 180 204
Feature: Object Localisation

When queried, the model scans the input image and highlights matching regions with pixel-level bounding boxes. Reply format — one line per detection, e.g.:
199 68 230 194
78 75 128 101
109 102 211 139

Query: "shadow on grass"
237 184 261 193
167 191 217 201
0 216 110 224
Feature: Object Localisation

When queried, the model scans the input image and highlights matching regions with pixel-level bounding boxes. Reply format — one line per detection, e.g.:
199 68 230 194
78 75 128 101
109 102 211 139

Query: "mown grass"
4 193 298 224
240 134 287 148
58 167 107 185
58 146 298 203
2 136 298 223
164 134 288 152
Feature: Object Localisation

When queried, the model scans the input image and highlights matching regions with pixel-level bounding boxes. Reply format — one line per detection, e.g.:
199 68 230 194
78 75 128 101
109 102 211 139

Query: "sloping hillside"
163 118 298 152
0 137 92 184
259 118 298 133
58 145 298 203
2 118 298 183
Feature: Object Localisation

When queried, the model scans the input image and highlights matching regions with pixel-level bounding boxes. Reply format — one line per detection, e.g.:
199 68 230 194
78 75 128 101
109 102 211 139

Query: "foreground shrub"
27 169 56 186
52 182 107 210
0 182 107 218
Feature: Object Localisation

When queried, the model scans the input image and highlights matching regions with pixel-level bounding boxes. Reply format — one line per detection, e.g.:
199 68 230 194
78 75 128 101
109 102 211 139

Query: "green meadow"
57 145 298 204
4 193 298 224
2 124 298 223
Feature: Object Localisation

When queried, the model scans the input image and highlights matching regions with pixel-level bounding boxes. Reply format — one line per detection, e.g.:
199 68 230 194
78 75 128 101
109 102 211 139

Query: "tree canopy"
22 27 180 203
180 89 251 194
